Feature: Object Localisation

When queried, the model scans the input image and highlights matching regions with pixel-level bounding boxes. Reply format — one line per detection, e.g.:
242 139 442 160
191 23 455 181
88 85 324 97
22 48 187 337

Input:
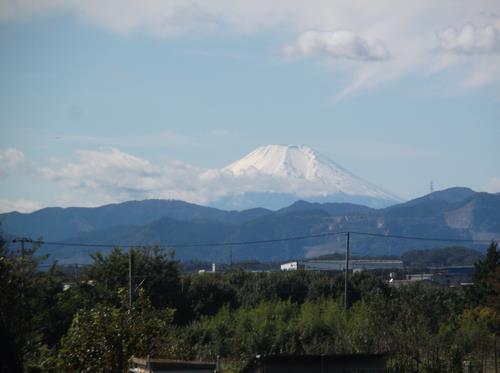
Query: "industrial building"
280 259 403 271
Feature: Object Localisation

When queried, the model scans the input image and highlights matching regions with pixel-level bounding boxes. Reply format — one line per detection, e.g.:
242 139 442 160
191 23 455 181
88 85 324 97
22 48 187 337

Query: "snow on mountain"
222 144 400 202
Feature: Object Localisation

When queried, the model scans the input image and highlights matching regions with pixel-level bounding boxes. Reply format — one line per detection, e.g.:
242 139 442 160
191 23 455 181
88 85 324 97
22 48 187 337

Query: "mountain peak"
224 144 342 180
222 144 400 203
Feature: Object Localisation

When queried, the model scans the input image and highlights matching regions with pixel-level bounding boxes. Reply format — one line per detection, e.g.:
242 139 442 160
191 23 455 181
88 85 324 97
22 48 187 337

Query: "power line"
10 231 348 249
350 231 494 243
9 230 496 250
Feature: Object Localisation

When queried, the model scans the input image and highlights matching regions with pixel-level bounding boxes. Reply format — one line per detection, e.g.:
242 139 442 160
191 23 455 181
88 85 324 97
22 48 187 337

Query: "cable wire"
9 230 496 250
11 231 348 249
350 231 494 243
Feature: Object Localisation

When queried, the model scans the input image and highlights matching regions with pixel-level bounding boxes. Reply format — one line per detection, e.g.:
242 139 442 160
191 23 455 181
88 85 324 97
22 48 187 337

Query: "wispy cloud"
44 129 231 150
281 31 390 61
1 1 500 96
462 56 500 88
438 24 500 55
486 177 500 193
0 148 25 176
0 198 41 213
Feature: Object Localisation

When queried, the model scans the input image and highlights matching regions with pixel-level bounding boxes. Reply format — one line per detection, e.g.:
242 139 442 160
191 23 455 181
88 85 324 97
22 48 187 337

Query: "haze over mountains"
1 187 499 264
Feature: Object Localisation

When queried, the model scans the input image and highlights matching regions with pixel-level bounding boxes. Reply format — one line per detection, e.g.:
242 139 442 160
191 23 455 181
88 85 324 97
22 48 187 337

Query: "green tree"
86 246 182 310
185 274 238 318
0 236 63 372
57 288 174 372
472 241 499 309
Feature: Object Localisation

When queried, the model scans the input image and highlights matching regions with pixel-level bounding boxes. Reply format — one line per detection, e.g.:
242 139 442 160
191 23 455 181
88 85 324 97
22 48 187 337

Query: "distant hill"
278 200 374 216
1 187 499 264
0 199 271 241
393 187 476 208
41 209 331 263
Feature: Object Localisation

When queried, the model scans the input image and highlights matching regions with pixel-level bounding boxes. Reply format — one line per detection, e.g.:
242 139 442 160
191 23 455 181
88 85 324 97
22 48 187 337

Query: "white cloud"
0 148 25 176
486 177 500 193
462 56 500 87
39 147 213 204
2 1 500 95
0 0 232 36
438 24 500 54
0 198 42 213
282 30 390 61
39 147 398 207
41 148 171 194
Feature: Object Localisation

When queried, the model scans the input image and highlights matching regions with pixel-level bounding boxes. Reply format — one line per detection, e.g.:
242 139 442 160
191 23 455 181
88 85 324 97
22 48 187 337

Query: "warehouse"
281 259 403 271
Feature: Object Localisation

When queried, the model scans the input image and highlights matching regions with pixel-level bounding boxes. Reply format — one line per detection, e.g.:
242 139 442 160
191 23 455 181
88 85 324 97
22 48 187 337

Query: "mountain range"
1 187 499 264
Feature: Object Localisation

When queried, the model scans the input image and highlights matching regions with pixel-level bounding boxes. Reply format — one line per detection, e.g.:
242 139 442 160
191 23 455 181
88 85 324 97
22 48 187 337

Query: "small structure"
280 261 301 271
430 266 474 286
406 273 433 281
241 354 387 373
389 266 475 287
281 259 403 272
130 357 217 373
198 263 217 274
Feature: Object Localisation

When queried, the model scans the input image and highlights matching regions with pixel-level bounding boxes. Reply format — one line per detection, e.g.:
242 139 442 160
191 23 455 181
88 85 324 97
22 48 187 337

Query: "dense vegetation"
401 246 483 267
0 236 498 372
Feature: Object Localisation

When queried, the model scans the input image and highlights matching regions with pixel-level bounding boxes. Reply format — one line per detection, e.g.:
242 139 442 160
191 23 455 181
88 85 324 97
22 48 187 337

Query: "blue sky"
1 0 499 212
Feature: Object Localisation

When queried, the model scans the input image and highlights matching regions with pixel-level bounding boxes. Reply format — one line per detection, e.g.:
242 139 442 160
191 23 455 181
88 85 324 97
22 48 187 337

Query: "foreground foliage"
0 240 498 372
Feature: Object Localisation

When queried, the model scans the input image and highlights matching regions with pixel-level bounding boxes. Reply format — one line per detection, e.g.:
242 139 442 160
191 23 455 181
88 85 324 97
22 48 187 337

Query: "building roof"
241 353 387 373
131 357 216 371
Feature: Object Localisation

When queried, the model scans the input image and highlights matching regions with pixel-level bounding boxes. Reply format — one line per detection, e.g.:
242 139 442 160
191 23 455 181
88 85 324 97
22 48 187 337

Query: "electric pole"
12 237 31 259
344 232 350 310
13 238 32 305
128 249 133 309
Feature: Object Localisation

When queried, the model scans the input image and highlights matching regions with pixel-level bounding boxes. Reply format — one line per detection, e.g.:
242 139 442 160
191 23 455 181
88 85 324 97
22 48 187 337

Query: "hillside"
0 199 271 241
2 188 500 264
401 246 483 267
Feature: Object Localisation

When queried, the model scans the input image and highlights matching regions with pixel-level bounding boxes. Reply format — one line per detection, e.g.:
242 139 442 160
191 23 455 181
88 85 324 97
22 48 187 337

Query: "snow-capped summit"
222 144 399 202
225 144 331 180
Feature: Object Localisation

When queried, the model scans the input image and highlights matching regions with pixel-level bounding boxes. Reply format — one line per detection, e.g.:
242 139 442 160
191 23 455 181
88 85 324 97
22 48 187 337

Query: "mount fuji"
210 144 401 210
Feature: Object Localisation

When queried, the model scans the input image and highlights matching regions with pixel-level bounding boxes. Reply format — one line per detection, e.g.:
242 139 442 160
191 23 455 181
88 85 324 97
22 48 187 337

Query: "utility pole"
128 249 133 309
13 238 32 306
344 232 350 310
12 237 31 259
495 336 498 373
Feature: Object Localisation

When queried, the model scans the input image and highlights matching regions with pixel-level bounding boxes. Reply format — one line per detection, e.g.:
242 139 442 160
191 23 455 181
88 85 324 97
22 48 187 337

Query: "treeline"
182 245 483 273
180 259 280 273
401 246 483 267
0 240 498 372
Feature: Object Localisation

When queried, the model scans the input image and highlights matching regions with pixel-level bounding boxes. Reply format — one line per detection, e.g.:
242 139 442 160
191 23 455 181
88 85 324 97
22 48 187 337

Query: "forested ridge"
0 237 498 372
3 189 499 263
